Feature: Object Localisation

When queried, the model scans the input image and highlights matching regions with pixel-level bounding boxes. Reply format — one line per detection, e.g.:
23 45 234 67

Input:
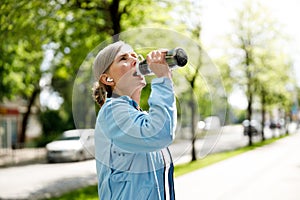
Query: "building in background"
0 105 20 152
0 102 41 154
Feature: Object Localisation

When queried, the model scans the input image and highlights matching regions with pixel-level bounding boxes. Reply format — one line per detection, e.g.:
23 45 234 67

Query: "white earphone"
106 77 114 82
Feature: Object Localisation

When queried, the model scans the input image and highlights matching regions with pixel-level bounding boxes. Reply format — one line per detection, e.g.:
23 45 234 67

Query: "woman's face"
108 50 138 82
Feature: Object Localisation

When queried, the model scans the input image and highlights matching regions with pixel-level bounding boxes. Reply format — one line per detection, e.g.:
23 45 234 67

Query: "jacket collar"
110 93 142 111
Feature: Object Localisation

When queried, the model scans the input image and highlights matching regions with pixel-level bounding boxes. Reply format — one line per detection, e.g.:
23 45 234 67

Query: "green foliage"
227 0 294 116
46 0 176 129
1 0 177 142
140 78 152 111
0 0 46 100
233 108 247 123
44 185 98 200
35 109 74 147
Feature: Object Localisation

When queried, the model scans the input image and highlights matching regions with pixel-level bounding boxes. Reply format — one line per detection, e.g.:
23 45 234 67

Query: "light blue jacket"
95 77 177 200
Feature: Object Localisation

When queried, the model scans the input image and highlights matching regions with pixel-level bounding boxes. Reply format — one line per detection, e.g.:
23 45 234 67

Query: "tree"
254 50 292 140
0 1 50 145
165 0 203 161
229 0 292 145
170 0 227 161
0 0 175 145
49 0 175 129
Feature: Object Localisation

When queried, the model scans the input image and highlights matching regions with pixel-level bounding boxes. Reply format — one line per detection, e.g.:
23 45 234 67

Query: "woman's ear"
99 74 115 86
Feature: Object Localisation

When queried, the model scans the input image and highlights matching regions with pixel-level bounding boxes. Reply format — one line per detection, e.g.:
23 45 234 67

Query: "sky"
199 0 300 109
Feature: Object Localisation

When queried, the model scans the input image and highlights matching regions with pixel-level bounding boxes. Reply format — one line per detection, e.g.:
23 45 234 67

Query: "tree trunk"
247 92 253 146
109 0 121 42
191 94 197 161
190 82 197 161
19 88 39 148
245 49 253 146
261 90 266 141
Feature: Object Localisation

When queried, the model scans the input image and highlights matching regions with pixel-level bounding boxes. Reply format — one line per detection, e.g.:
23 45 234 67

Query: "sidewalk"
174 131 300 200
0 148 46 168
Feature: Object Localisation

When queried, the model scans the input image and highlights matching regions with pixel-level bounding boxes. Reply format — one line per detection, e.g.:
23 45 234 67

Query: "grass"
44 134 287 200
46 185 99 200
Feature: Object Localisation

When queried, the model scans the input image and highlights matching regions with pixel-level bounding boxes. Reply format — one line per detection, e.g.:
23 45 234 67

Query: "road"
169 125 249 164
175 128 300 200
0 125 295 199
0 160 97 200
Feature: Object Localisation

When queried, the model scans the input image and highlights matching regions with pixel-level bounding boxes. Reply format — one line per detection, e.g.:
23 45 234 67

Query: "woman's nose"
129 56 137 68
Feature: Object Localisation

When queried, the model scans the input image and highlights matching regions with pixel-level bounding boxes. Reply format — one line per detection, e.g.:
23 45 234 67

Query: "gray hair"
93 41 125 80
93 41 128 107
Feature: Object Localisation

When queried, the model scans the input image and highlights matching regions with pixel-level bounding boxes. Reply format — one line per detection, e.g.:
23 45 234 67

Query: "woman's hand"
147 50 172 79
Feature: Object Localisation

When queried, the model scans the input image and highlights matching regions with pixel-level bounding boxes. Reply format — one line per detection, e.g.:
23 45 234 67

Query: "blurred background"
2 0 300 199
1 0 300 163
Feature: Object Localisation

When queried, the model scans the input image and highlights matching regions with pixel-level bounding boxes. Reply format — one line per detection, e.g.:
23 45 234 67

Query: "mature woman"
93 40 177 200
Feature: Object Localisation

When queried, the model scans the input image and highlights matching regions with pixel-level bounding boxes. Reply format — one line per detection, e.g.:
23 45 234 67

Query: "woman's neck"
112 88 141 104
130 89 141 105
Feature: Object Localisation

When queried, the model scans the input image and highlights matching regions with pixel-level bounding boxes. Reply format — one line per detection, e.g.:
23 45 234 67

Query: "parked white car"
46 129 95 163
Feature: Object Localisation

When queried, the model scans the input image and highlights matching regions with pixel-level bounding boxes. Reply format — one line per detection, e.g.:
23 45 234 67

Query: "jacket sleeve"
96 77 177 152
